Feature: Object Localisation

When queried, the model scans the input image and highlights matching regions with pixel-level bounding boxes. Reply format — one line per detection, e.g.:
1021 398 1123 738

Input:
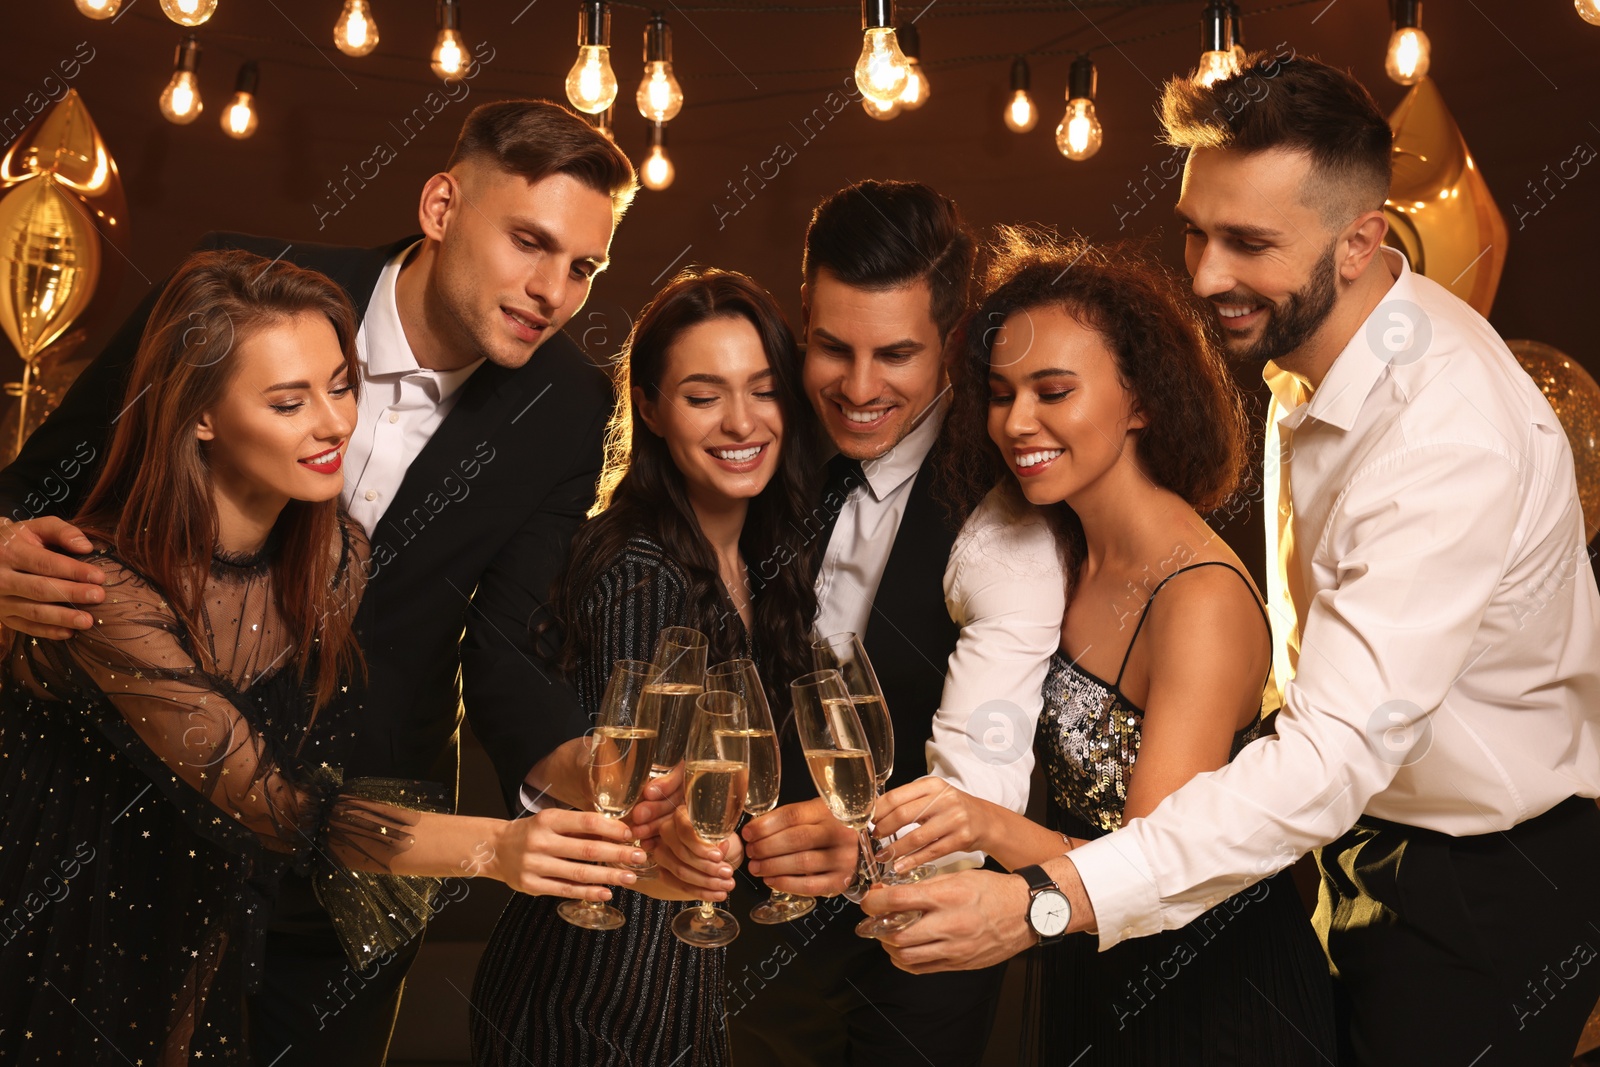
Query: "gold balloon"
1509 339 1600 542
1383 77 1509 318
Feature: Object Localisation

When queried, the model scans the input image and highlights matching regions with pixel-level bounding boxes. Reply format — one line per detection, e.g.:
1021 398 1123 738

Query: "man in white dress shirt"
864 58 1600 1066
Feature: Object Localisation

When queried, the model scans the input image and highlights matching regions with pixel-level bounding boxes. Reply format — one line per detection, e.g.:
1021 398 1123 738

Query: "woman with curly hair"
870 229 1336 1064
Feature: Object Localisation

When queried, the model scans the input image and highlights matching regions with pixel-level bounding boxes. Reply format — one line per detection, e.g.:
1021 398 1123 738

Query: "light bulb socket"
1200 0 1232 52
896 22 920 60
438 0 460 31
174 34 202 74
233 60 259 94
578 1 609 47
1068 55 1096 101
1392 0 1421 29
644 13 671 63
649 120 668 150
1010 56 1031 92
1228 0 1245 50
862 0 895 31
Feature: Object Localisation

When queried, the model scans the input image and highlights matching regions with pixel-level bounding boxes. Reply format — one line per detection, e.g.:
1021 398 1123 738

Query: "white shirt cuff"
1067 831 1164 950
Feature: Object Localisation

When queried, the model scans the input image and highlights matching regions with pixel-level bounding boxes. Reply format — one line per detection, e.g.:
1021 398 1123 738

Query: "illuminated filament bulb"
855 2 910 106
160 35 204 124
567 2 618 114
1385 0 1431 85
862 94 902 121
221 61 259 139
74 0 122 19
1055 56 1102 161
432 0 467 79
161 0 216 26
1004 56 1038 133
1194 0 1239 87
895 23 929 109
334 0 380 57
1579 0 1600 25
641 122 674 191
636 14 684 122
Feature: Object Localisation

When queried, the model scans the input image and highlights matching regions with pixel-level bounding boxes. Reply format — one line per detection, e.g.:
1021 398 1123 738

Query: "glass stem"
857 827 880 884
698 899 716 922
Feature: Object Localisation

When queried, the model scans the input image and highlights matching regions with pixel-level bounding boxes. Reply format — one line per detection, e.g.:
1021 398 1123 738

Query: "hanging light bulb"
1004 56 1038 133
160 0 216 27
1055 56 1102 161
159 35 204 124
334 0 380 57
862 94 902 121
1579 0 1600 25
1228 0 1247 67
1194 0 1239 87
895 23 930 109
432 0 468 79
591 105 615 142
1385 0 1431 85
636 13 684 122
221 61 259 139
855 0 911 107
567 1 618 114
74 0 122 19
640 122 675 191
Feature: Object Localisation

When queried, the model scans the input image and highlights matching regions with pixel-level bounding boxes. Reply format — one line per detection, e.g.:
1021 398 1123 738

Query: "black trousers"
725 876 1007 1067
1317 794 1600 1067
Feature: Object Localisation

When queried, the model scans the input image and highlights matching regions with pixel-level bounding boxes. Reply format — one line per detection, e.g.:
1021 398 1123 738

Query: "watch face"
1030 889 1071 938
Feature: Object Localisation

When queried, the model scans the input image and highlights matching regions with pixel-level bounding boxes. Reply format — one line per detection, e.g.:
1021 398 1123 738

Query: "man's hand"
872 776 991 873
862 869 1033 973
651 806 738 899
0 517 104 639
742 798 858 897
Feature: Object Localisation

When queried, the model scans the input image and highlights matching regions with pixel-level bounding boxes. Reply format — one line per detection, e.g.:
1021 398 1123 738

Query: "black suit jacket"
0 231 609 813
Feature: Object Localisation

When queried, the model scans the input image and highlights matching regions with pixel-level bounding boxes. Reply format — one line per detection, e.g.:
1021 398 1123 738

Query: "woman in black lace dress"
873 231 1336 1064
470 267 820 1066
0 250 640 1065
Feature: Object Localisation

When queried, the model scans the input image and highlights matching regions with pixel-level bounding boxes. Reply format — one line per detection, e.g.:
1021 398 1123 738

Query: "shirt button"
388 412 400 423
364 490 379 501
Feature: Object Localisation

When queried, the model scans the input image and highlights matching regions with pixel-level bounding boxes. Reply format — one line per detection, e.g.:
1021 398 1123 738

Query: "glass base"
557 897 626 931
750 892 817 925
855 908 922 939
672 904 740 947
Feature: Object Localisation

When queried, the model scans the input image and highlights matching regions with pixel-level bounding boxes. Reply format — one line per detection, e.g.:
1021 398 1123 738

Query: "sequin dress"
0 533 446 1065
1034 562 1336 1065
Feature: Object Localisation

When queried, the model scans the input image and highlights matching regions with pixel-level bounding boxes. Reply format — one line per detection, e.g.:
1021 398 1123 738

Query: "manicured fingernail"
719 865 733 876
747 861 762 875
77 613 93 627
894 858 909 873
631 851 646 865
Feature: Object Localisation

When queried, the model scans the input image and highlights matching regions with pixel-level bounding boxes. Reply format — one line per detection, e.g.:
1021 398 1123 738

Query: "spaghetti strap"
1112 560 1272 690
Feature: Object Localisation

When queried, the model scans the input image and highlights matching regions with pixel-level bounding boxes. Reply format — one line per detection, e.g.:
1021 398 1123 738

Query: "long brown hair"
74 249 365 710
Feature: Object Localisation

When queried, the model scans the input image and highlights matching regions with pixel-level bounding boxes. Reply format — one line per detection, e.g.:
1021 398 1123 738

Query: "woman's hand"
871 776 993 874
742 798 859 897
627 764 683 853
484 809 645 900
650 807 739 899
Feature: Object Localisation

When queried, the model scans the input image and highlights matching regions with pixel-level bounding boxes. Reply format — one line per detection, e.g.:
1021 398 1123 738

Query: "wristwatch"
1017 864 1071 944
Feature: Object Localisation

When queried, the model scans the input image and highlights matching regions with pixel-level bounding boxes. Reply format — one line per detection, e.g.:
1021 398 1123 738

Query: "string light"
896 23 930 109
1579 0 1600 25
567 1 619 115
159 35 203 124
1056 55 1102 161
74 0 121 19
641 121 675 190
334 0 380 57
432 0 468 79
1385 0 1431 85
1195 0 1239 87
862 94 903 121
160 0 216 27
221 61 259 139
855 0 911 107
637 13 684 122
1004 57 1038 133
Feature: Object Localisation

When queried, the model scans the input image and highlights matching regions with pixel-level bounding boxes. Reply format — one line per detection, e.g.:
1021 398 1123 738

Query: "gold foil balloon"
1509 339 1600 542
1383 77 1508 318
0 88 125 461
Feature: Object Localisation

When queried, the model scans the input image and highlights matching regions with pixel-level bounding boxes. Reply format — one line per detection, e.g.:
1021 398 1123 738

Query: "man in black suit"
0 100 635 1065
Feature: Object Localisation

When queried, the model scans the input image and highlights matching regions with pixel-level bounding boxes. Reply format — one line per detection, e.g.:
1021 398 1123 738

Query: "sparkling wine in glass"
671 690 748 948
706 658 815 925
633 627 708 878
791 669 921 939
557 659 660 930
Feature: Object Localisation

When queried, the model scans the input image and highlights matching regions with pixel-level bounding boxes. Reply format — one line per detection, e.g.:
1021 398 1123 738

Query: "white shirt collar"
358 240 483 402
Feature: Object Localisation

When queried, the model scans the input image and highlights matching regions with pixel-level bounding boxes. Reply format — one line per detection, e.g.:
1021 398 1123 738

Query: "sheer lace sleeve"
19 551 443 968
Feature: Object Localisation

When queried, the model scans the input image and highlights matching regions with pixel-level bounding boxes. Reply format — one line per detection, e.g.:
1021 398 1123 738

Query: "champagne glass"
670 689 749 948
790 669 921 939
812 632 934 884
634 626 709 877
706 658 816 925
557 659 661 930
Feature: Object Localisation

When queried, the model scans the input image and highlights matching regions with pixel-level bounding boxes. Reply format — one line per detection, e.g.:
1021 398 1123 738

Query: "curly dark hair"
939 227 1248 595
553 267 820 705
